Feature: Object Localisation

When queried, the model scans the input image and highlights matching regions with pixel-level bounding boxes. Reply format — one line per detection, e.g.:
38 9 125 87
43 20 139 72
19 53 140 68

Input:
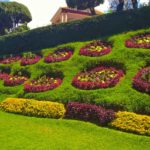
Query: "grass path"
0 110 150 150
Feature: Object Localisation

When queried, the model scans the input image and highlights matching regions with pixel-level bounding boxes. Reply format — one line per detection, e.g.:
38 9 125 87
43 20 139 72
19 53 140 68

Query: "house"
51 7 103 25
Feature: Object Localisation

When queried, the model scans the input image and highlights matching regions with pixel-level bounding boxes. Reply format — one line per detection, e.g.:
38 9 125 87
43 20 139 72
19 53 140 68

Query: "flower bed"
109 111 150 136
132 67 150 93
0 72 9 80
44 47 73 63
72 66 124 90
65 102 115 126
0 56 21 64
4 75 28 86
79 40 112 57
125 33 150 48
0 98 65 119
21 52 41 66
24 75 62 92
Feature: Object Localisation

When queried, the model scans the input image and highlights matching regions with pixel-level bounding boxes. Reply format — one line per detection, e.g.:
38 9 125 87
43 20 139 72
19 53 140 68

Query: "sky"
6 0 149 29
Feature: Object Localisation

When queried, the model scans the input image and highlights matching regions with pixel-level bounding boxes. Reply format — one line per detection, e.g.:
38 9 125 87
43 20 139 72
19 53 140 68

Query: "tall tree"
0 2 32 35
66 0 104 15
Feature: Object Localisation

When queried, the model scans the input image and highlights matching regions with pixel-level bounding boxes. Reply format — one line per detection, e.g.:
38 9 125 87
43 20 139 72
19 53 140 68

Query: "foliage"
0 6 150 55
66 0 104 15
0 2 31 35
109 111 150 136
0 98 65 118
65 102 115 125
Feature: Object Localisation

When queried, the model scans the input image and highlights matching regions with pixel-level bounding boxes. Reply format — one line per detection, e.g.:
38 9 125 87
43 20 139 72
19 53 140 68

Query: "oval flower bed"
72 66 124 90
21 52 41 66
24 75 62 92
132 67 150 93
79 40 112 57
44 47 73 63
0 56 21 64
4 75 28 86
125 33 150 48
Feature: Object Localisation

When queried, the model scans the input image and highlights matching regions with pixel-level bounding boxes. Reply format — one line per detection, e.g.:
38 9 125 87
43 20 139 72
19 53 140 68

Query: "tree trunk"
117 0 124 12
132 0 138 9
90 7 96 15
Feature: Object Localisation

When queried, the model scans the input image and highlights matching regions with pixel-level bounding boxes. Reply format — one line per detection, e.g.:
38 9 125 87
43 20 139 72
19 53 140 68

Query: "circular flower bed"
4 75 28 86
79 40 112 57
24 75 62 92
72 66 124 90
125 33 150 48
132 67 150 93
44 47 73 63
21 52 41 66
0 56 21 64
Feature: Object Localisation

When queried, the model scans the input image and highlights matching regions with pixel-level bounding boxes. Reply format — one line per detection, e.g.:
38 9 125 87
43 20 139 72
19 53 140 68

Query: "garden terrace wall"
0 6 150 55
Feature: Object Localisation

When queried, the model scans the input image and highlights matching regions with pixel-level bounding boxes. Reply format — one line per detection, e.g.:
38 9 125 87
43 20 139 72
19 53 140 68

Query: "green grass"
0 28 150 114
0 110 150 150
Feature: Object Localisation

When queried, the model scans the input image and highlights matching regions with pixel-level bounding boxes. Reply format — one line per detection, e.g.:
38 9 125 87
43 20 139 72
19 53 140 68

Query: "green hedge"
0 6 150 55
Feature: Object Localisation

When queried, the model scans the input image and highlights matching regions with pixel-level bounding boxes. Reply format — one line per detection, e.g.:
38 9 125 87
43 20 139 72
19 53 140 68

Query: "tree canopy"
66 0 104 15
0 2 32 35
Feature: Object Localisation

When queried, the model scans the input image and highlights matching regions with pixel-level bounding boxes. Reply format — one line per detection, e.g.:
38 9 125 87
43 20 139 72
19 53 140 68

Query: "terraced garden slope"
0 28 149 115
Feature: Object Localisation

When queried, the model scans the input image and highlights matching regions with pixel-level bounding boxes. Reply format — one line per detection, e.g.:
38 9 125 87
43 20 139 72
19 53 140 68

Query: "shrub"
0 6 150 55
0 98 65 118
109 111 150 136
65 102 115 126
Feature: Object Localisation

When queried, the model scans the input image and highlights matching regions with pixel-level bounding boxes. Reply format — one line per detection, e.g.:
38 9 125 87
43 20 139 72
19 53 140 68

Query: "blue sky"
6 0 149 29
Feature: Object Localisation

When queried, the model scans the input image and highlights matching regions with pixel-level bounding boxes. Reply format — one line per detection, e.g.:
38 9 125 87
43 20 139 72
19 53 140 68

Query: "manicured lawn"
0 110 150 150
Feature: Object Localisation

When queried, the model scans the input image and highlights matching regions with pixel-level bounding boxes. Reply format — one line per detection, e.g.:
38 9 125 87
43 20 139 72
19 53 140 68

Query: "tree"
0 2 32 35
108 0 139 12
66 0 104 15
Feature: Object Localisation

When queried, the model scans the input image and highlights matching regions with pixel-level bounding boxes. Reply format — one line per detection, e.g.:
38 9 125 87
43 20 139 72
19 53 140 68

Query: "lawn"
0 110 150 150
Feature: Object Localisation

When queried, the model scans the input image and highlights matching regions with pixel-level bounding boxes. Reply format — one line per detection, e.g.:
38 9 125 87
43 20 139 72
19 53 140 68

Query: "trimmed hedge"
0 6 150 55
0 98 65 118
109 111 150 136
65 102 115 126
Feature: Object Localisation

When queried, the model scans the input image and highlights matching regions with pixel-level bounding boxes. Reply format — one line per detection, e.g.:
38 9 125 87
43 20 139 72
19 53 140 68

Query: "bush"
109 111 150 136
0 6 150 55
65 102 115 126
0 98 65 119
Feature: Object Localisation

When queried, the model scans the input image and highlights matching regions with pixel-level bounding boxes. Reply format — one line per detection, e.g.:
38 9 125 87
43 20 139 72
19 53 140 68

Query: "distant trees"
108 0 139 12
66 0 104 15
0 2 32 35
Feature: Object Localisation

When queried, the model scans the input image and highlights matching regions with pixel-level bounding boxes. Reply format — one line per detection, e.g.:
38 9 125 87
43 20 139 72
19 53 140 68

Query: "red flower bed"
0 72 9 80
132 67 150 93
125 33 150 48
79 40 112 57
21 52 41 66
4 75 28 86
24 75 62 92
65 102 115 126
44 47 73 63
72 66 124 90
0 56 21 64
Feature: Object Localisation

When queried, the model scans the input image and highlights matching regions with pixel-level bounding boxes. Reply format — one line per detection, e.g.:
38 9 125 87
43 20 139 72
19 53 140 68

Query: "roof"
51 7 103 23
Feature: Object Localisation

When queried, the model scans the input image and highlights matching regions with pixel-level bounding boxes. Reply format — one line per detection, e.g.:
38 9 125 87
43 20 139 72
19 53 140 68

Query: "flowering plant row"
72 66 124 90
21 52 41 66
44 48 73 63
79 40 112 57
24 75 62 92
125 33 150 48
4 75 28 86
109 111 150 136
65 102 115 126
132 67 150 93
0 72 9 80
0 98 65 119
